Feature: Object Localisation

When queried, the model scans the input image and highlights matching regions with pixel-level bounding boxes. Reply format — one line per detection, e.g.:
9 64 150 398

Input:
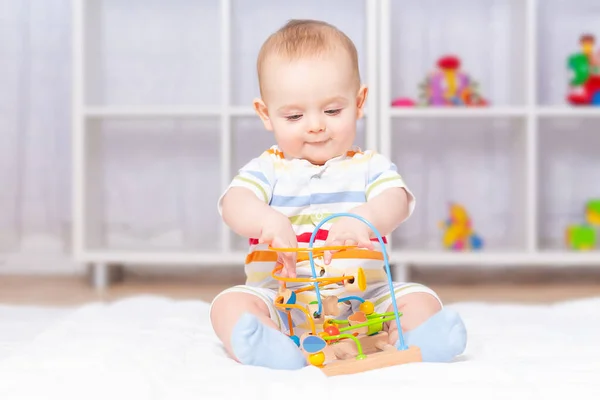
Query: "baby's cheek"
274 129 303 154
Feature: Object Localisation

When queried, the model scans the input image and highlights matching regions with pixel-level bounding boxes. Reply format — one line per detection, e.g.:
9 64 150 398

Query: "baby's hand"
259 212 298 278
323 216 374 265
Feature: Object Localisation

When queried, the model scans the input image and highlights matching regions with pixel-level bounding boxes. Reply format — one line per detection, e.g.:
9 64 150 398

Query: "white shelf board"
76 251 247 267
536 107 600 118
81 106 600 119
230 106 257 117
75 250 600 267
389 107 528 118
84 106 222 118
229 107 371 117
390 251 600 266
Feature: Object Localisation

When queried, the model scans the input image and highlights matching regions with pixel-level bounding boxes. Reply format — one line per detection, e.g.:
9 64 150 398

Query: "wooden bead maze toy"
269 212 422 377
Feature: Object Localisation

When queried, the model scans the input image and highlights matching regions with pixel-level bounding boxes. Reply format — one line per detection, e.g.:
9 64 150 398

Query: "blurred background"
1 0 599 306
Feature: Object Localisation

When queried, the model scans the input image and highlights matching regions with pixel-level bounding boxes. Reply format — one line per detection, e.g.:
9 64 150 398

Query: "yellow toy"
439 203 483 251
268 212 422 377
587 199 600 226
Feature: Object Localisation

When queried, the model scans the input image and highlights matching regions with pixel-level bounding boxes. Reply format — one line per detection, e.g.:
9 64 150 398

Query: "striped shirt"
218 145 415 290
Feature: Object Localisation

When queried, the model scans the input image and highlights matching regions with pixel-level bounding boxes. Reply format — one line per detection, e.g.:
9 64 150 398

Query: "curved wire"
307 212 407 350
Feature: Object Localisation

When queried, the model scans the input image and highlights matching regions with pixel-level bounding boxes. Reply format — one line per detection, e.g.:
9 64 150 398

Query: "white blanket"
0 296 599 400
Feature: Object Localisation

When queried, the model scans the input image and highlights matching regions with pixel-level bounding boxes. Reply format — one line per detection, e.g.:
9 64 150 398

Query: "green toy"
565 224 596 251
569 53 591 86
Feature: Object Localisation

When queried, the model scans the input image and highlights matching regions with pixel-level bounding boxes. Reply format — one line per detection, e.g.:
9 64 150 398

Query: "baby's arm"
221 187 284 239
324 153 414 262
350 186 411 238
219 153 298 275
355 152 415 236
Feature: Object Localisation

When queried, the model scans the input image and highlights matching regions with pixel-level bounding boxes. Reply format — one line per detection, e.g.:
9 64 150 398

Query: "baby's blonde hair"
256 19 360 97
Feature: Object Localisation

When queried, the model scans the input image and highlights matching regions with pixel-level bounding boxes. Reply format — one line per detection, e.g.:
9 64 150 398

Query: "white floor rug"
0 296 599 400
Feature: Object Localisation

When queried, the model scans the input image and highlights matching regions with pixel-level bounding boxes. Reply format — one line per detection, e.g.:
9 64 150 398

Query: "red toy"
566 34 600 106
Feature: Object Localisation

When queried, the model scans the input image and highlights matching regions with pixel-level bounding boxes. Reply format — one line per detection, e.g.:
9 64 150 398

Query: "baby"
210 19 467 370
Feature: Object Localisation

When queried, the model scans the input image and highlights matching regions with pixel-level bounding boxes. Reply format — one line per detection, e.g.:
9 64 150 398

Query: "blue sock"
396 308 467 362
230 312 307 370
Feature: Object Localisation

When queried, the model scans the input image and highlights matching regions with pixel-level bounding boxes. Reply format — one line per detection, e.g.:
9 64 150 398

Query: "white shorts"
209 281 442 335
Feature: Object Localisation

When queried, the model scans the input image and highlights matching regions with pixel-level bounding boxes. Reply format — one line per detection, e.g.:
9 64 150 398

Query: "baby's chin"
300 149 347 165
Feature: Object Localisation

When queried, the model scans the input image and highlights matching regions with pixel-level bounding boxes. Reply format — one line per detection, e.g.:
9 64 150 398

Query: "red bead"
324 325 340 337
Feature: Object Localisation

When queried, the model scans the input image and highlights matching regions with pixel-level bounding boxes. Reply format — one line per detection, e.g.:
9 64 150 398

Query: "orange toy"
268 212 422 376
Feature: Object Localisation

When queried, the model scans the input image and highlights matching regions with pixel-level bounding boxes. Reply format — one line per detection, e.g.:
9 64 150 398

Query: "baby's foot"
230 312 307 370
397 308 467 362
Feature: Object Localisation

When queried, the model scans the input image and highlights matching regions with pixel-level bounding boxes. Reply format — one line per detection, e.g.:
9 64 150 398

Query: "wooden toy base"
318 332 422 377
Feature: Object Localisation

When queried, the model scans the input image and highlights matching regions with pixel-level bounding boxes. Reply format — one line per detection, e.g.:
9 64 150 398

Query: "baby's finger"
258 232 273 245
324 238 343 265
282 253 297 278
357 235 375 250
277 260 288 278
271 237 296 278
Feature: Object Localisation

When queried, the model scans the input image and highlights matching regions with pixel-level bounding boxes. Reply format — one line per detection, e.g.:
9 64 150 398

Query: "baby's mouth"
307 138 331 145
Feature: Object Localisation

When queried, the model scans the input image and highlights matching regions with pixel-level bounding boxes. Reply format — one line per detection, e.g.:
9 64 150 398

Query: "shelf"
384 0 527 108
387 117 528 253
84 106 222 118
538 119 600 251
389 107 527 118
230 107 257 117
71 0 600 273
536 0 600 106
74 250 600 267
82 0 221 107
536 107 600 118
82 106 600 119
76 251 245 267
84 105 600 118
390 251 600 267
80 118 222 253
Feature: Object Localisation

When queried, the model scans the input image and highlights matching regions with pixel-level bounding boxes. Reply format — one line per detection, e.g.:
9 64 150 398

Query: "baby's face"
255 49 366 165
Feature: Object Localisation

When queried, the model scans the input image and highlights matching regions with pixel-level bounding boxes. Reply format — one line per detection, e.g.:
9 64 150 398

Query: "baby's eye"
286 114 302 121
325 109 341 116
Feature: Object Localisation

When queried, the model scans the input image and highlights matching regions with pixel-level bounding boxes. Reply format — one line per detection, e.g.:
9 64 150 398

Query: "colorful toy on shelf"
268 213 421 377
391 97 416 107
564 199 600 251
566 34 600 106
565 224 596 251
586 199 600 225
439 203 483 251
391 55 488 107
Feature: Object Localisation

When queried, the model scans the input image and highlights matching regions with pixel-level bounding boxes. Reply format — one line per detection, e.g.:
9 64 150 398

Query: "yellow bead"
323 319 337 329
308 351 326 367
359 301 374 315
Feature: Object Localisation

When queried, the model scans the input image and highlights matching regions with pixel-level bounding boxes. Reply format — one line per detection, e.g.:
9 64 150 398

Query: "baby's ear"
356 85 368 119
253 98 273 131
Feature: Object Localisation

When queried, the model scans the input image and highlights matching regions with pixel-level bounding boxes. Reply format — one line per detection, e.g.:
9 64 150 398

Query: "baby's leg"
384 292 442 345
368 283 467 362
210 286 307 370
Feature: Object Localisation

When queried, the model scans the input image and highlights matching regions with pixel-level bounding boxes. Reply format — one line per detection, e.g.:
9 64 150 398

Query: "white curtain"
0 0 75 272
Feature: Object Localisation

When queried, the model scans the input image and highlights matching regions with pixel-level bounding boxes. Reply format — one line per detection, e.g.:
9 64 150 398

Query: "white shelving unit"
71 0 380 287
72 0 600 287
378 0 600 267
